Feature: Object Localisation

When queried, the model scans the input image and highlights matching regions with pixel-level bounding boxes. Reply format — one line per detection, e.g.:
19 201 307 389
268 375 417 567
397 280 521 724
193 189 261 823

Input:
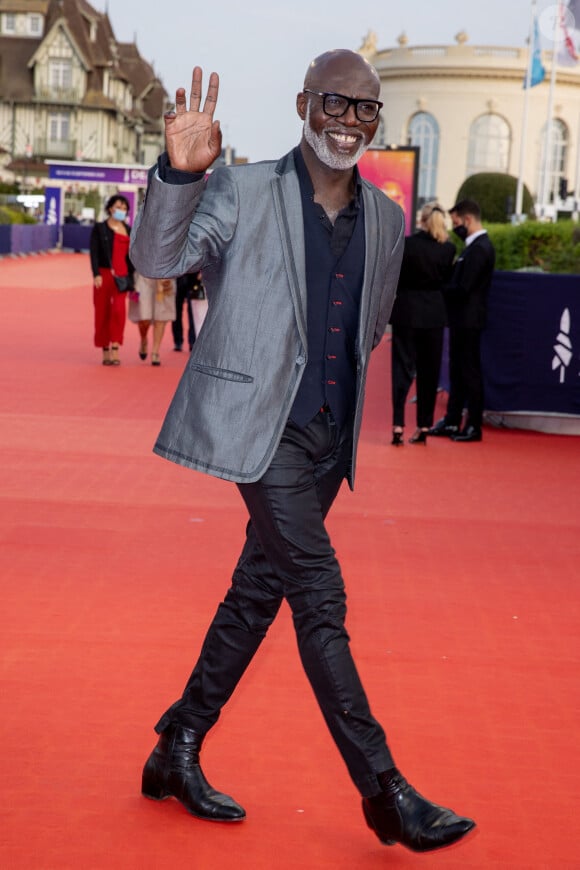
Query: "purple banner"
44 187 62 227
482 271 580 416
48 163 149 186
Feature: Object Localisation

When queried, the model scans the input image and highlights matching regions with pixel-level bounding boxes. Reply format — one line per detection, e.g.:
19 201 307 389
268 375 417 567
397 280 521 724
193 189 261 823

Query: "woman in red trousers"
89 194 135 366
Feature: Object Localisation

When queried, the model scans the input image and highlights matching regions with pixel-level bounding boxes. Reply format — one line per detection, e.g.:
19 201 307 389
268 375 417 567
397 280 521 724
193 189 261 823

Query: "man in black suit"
429 199 495 442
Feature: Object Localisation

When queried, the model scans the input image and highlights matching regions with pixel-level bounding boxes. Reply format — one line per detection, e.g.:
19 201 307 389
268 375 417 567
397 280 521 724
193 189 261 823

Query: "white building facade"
360 31 580 215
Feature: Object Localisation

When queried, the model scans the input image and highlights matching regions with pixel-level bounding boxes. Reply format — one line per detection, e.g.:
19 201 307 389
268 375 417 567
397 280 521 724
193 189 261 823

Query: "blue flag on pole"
525 16 546 87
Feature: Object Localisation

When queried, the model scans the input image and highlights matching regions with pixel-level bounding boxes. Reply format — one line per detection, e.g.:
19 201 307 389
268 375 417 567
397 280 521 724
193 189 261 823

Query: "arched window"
374 115 386 148
408 112 439 206
538 119 569 204
467 114 511 176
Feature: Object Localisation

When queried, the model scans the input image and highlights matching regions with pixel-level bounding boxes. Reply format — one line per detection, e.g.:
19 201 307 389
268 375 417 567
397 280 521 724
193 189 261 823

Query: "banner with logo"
44 186 62 227
482 271 580 416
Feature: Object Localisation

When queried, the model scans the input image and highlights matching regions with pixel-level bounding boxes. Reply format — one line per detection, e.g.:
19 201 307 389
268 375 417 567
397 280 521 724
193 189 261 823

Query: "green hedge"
450 220 580 273
0 205 37 224
487 221 580 273
456 172 534 223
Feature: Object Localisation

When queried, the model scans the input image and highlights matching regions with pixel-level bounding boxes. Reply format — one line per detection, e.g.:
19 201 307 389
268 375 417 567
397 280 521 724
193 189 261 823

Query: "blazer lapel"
271 154 308 348
358 183 382 363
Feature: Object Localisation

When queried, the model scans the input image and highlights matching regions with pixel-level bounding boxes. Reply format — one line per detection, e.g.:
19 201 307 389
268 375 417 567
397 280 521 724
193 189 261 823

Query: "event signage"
482 272 580 417
44 186 62 226
47 163 149 186
358 147 419 236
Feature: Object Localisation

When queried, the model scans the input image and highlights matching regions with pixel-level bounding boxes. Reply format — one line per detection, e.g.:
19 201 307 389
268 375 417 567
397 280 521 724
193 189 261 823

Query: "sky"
94 0 578 163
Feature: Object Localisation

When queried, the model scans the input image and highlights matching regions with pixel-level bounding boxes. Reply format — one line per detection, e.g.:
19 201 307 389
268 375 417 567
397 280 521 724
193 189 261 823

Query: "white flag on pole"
558 1 579 64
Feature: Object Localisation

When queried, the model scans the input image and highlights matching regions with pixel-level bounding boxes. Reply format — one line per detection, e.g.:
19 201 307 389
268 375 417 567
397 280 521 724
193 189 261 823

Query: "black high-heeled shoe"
409 429 428 444
392 429 404 446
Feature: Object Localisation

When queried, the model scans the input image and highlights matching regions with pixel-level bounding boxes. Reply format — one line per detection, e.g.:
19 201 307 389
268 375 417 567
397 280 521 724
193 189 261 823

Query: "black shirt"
290 147 365 428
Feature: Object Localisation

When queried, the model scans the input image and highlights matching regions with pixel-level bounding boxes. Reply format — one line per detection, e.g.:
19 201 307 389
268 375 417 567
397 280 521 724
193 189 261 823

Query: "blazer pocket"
190 362 254 383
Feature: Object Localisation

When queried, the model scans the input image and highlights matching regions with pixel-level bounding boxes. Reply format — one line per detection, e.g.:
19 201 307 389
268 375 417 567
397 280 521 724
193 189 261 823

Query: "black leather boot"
362 769 475 852
141 724 246 822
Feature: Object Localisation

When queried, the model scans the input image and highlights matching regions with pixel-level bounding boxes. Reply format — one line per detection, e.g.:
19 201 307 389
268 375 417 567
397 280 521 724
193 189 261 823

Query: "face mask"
112 208 127 221
453 224 468 242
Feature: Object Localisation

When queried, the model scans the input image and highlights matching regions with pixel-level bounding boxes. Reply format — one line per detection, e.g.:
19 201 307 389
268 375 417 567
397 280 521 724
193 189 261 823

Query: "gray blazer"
130 150 405 488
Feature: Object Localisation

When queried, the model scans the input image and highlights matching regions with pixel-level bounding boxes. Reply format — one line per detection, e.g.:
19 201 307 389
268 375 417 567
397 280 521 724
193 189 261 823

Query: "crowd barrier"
440 271 580 434
0 223 59 255
61 224 92 251
0 223 91 255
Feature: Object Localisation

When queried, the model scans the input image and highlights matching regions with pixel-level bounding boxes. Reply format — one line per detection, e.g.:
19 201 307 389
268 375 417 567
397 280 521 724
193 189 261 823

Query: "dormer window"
4 13 16 34
50 59 73 90
29 14 42 36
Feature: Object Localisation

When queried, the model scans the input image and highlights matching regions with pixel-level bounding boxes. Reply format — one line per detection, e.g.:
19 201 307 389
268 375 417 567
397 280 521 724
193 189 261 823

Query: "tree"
455 173 534 223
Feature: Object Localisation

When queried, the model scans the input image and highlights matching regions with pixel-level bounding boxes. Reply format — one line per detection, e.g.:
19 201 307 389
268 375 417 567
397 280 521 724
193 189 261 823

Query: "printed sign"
358 147 419 236
47 163 149 186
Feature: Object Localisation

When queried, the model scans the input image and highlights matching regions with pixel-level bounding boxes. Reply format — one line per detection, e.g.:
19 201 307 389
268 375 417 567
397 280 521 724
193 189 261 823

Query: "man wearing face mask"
130 51 476 853
429 199 495 442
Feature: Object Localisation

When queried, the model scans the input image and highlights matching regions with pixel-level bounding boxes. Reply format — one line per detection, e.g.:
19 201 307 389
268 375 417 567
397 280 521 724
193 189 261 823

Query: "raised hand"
164 67 222 174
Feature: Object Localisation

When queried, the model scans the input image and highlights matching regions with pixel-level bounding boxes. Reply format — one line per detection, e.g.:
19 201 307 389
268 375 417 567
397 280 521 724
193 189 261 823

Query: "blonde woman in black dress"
390 202 455 445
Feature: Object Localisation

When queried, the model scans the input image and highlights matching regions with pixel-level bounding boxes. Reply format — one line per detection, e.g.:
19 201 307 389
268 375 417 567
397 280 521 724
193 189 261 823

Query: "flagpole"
574 108 580 218
539 0 562 217
516 0 538 219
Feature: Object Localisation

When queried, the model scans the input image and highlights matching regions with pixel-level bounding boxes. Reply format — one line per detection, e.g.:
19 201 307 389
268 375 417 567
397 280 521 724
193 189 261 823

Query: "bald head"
304 49 380 97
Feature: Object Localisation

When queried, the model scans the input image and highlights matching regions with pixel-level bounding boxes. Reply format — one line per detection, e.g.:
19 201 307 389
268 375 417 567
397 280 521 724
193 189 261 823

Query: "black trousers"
391 325 444 429
445 327 484 429
172 282 195 350
155 410 394 797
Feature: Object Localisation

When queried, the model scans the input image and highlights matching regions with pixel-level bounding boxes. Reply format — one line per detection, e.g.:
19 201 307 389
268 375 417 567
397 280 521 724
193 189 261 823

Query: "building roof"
0 0 168 126
42 0 112 70
0 0 49 12
117 41 168 128
0 36 38 100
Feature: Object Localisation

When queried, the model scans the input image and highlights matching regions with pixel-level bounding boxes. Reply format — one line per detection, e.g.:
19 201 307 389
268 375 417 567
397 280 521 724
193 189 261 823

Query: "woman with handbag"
129 275 177 366
89 194 135 366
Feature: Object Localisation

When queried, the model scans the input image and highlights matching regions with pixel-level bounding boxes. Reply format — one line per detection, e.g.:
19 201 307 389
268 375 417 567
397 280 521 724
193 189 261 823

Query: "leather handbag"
113 274 134 293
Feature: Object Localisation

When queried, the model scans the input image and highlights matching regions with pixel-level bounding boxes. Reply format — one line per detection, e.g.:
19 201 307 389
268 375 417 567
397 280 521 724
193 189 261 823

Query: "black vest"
290 194 366 429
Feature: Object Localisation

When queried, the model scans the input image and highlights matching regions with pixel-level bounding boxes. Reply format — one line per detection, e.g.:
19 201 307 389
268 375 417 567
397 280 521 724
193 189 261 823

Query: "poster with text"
358 147 419 236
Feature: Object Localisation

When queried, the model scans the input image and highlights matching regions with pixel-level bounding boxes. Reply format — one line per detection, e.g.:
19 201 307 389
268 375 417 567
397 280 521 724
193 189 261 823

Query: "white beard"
303 103 369 170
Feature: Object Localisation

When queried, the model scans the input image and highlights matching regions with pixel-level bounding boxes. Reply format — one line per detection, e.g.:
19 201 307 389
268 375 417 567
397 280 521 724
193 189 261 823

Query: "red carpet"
1 252 579 869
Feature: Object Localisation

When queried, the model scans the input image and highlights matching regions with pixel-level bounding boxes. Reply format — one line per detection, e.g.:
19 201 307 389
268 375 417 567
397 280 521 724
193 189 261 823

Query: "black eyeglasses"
303 89 383 123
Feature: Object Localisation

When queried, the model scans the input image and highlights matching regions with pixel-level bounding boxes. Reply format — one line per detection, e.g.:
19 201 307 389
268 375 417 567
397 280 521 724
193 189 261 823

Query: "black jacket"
89 221 135 278
444 232 495 329
390 230 455 329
